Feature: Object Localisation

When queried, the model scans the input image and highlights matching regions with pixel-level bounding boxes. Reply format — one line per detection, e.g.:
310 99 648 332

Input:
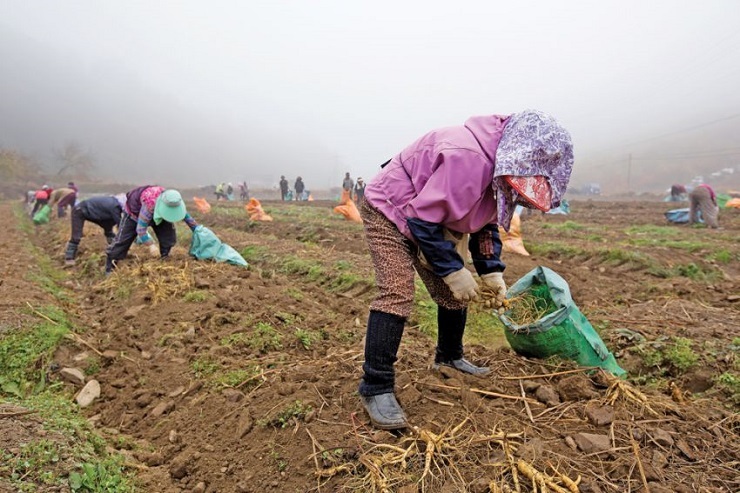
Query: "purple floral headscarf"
494 110 574 231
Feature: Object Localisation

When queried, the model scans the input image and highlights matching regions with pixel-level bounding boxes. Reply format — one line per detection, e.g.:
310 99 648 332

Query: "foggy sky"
2 1 740 191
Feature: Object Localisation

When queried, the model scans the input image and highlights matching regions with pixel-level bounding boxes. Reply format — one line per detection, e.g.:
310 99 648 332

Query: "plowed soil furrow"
7 199 739 492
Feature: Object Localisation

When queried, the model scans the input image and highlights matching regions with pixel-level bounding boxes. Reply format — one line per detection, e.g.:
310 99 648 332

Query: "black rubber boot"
434 306 490 376
359 311 408 429
64 242 78 265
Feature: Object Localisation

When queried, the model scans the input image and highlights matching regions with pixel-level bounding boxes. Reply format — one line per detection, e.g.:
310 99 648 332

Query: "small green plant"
600 248 652 266
637 337 699 375
295 328 322 350
280 256 324 281
527 241 587 258
0 306 71 397
664 337 699 372
715 372 740 405
249 322 283 353
191 357 220 378
239 245 271 263
220 332 249 347
114 283 132 300
275 312 297 325
216 368 257 388
267 448 289 472
183 290 210 302
260 400 313 428
3 439 61 486
69 458 133 492
559 220 585 231
79 252 105 278
640 347 664 369
84 357 101 376
625 225 679 237
709 249 734 264
286 288 304 301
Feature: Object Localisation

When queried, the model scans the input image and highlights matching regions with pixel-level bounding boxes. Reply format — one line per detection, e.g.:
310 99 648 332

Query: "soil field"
1 198 738 493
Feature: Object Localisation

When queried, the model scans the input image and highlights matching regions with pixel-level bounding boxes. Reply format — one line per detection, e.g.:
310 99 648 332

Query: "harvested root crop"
505 285 558 325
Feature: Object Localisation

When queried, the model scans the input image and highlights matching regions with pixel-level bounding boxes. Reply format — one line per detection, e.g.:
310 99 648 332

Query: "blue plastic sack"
189 225 248 266
665 208 702 224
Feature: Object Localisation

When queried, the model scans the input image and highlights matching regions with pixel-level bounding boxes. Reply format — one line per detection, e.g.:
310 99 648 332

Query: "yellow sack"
499 212 530 256
245 198 273 221
726 198 740 209
333 199 362 223
193 196 211 214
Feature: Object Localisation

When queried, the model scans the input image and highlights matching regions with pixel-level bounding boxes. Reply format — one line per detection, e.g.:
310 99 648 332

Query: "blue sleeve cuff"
406 217 464 277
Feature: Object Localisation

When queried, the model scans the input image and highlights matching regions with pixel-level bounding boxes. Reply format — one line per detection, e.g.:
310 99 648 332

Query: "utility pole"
627 153 632 193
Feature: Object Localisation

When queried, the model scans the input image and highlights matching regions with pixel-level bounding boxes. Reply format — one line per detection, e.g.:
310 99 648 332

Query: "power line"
606 113 740 151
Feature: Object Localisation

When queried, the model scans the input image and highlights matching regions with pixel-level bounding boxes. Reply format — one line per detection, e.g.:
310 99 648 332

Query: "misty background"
2 1 740 192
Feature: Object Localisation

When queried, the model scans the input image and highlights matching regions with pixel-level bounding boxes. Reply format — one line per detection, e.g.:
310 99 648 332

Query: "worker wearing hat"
105 186 198 273
357 110 574 430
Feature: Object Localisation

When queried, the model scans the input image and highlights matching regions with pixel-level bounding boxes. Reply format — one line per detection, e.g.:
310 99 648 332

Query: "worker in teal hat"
106 186 198 273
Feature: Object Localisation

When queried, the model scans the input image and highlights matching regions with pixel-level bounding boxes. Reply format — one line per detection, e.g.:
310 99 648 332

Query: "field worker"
279 176 289 201
239 181 249 201
294 176 305 200
354 177 366 203
215 182 226 201
105 187 198 273
669 184 687 202
358 110 574 429
48 186 77 218
64 195 125 266
31 185 52 216
342 172 355 200
25 190 36 213
688 184 719 228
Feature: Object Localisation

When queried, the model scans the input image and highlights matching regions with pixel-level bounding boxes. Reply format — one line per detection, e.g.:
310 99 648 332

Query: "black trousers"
31 199 48 216
69 206 117 245
106 216 177 271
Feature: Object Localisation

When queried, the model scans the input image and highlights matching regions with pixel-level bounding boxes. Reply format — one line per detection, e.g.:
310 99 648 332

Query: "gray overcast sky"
2 1 740 190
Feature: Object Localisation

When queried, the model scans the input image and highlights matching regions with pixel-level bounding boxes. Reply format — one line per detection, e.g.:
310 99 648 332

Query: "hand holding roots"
480 284 508 311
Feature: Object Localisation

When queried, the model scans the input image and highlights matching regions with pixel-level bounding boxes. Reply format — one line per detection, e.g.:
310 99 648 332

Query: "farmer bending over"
48 187 78 218
688 184 720 229
358 110 574 430
106 186 197 273
64 195 125 266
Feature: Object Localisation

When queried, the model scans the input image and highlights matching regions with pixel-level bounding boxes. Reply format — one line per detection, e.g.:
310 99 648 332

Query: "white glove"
442 268 480 302
148 243 159 257
480 272 507 309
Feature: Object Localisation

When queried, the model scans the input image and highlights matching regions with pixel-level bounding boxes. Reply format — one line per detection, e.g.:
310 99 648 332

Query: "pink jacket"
364 115 510 240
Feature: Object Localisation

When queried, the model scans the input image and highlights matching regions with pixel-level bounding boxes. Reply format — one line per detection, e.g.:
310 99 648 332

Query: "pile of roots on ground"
309 360 739 493
99 259 230 305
